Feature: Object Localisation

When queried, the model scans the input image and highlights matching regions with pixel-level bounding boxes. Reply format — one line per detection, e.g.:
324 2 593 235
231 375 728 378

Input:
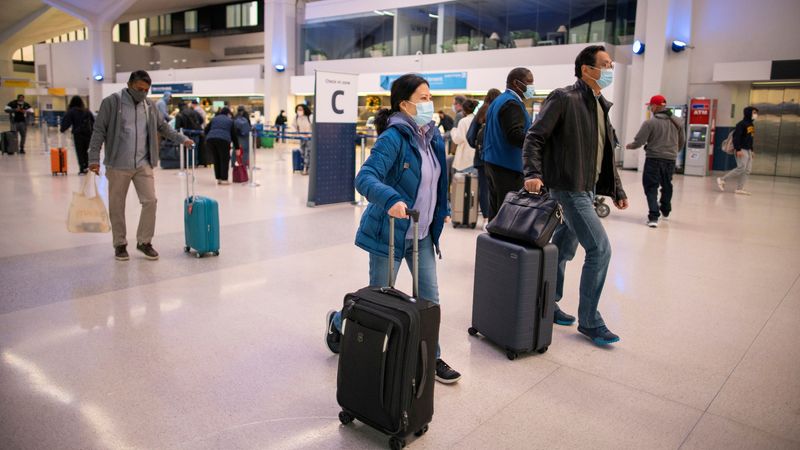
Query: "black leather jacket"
523 79 627 201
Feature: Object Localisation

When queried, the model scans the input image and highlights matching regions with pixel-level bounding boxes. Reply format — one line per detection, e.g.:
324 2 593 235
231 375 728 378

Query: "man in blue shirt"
482 68 533 220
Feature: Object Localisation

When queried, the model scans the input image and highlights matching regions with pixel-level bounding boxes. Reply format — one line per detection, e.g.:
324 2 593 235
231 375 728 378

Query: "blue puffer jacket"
354 115 450 260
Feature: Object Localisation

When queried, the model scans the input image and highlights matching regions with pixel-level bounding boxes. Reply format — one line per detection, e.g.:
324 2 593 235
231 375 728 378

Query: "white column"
263 0 295 123
87 20 115 111
621 0 692 171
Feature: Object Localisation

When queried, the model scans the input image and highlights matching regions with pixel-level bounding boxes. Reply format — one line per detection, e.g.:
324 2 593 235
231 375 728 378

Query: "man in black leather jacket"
522 45 628 346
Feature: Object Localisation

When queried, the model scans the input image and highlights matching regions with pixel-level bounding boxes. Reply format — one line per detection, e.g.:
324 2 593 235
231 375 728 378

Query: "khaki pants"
106 165 157 247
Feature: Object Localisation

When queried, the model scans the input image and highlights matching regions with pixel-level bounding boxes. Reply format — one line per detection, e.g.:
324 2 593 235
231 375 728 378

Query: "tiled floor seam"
676 271 800 449
447 364 563 448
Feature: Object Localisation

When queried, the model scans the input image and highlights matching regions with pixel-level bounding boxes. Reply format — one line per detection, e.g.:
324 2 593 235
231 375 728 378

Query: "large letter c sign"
332 90 344 114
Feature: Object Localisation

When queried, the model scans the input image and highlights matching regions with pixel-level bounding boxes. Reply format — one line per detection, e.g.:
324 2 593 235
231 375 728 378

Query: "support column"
621 0 692 171
264 0 296 122
87 20 115 111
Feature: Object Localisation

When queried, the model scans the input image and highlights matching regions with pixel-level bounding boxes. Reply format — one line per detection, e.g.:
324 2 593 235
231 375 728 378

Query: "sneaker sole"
555 319 575 326
325 310 340 354
139 253 159 260
579 332 620 346
435 374 461 384
115 255 129 261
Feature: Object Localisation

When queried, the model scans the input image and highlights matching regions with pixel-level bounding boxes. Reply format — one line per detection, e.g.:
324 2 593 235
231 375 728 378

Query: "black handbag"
486 189 563 247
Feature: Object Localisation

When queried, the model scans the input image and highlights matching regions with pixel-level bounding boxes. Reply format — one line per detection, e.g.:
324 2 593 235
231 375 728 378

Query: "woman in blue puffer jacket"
324 74 461 384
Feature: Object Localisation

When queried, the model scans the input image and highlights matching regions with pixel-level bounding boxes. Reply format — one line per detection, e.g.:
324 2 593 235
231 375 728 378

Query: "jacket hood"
743 106 757 121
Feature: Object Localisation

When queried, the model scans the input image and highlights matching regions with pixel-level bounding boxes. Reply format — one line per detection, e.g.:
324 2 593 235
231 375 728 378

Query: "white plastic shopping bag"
67 172 111 233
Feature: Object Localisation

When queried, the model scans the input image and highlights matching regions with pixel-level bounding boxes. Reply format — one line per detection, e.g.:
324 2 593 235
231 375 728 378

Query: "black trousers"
484 161 524 221
642 158 676 221
73 133 91 172
207 138 231 181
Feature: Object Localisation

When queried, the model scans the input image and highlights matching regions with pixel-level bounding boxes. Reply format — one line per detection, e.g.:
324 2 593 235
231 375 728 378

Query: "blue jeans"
550 190 612 329
333 235 441 358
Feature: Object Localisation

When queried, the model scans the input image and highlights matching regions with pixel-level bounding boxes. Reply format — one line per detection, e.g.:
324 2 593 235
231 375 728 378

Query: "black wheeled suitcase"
337 210 440 450
451 171 478 228
2 131 18 154
469 233 557 360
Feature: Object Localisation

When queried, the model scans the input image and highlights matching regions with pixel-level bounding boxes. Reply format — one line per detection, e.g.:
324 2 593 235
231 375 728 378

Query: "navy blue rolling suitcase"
469 233 556 360
292 149 304 172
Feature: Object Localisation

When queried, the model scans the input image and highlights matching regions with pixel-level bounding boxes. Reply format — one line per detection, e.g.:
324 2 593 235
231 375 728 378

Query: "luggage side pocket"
338 319 393 425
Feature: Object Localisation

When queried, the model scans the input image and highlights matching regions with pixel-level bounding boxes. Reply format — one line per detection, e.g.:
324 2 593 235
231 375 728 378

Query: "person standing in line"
87 70 193 261
324 73 461 384
294 103 313 175
4 94 33 154
233 105 252 167
204 107 239 185
482 67 534 221
191 99 207 125
626 94 685 227
450 99 479 172
467 88 502 220
274 109 288 143
155 91 171 122
717 106 758 195
60 96 95 175
452 95 466 125
522 45 628 346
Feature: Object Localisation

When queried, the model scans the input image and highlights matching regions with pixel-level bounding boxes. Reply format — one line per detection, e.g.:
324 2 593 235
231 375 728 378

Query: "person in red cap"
626 94 685 227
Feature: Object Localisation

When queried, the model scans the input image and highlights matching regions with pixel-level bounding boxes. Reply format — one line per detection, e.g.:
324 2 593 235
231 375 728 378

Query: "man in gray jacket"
626 94 685 228
88 70 193 261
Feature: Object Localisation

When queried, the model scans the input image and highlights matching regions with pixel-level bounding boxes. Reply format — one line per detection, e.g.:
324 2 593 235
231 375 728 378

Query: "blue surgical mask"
410 101 434 126
591 68 614 89
523 84 536 99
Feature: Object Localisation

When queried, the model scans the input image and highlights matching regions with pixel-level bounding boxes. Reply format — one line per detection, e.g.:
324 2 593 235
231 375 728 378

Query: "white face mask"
752 114 758 121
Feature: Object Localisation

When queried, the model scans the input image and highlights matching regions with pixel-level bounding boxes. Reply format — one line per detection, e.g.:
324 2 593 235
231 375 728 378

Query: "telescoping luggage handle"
388 208 421 299
184 141 198 210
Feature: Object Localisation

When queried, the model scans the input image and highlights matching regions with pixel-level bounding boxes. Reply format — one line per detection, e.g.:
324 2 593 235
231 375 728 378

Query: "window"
113 24 120 42
130 19 139 44
139 18 149 44
22 46 33 61
227 2 258 28
149 14 170 37
185 10 198 33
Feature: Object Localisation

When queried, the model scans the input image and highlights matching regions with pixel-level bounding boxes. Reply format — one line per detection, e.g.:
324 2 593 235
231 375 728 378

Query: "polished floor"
1 132 799 449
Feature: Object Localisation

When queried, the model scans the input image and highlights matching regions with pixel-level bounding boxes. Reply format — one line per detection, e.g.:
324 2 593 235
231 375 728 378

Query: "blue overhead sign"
151 83 193 94
380 72 467 91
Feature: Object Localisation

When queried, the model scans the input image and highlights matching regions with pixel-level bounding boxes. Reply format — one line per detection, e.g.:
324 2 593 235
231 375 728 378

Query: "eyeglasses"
589 63 615 70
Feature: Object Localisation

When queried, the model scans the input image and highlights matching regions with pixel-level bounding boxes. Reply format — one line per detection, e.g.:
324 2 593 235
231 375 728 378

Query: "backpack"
721 131 735 154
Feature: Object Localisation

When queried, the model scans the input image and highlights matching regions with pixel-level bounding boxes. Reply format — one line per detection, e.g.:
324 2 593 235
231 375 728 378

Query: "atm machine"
684 98 717 176
685 125 710 176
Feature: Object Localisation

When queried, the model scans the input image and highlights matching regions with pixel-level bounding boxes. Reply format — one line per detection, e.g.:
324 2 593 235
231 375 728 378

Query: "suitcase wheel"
212 251 219 256
389 437 406 449
414 425 429 437
338 411 354 425
467 327 479 336
506 350 518 361
595 202 610 218
195 252 203 259
537 346 548 354
184 246 191 253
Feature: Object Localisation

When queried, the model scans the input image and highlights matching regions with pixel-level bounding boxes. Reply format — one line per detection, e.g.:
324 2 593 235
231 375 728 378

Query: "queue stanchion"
356 134 367 205
253 129 263 170
177 128 186 177
248 129 260 187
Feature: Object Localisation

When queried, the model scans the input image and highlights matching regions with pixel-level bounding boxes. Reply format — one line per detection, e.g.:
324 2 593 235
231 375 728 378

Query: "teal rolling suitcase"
183 144 220 258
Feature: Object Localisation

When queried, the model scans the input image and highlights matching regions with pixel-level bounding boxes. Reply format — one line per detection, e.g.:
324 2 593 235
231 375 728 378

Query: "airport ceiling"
0 0 230 54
